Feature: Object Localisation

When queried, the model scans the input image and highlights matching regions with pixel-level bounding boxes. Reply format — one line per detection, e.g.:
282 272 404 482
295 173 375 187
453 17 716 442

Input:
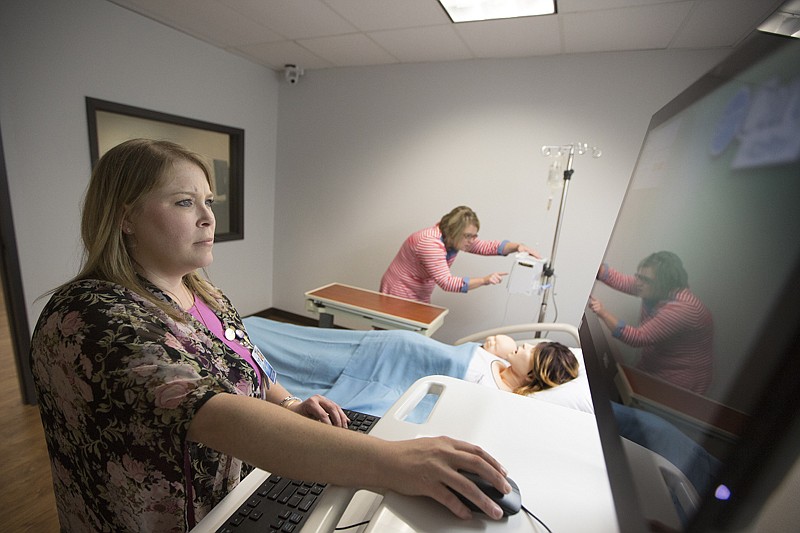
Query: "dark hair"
438 206 480 248
515 342 579 395
639 251 689 299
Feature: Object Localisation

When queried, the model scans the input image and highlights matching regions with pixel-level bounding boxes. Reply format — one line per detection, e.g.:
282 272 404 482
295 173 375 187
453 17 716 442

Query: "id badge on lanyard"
251 344 277 389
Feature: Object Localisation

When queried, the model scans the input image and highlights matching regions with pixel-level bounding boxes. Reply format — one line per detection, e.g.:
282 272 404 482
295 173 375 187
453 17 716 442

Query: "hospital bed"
458 322 705 531
454 321 581 346
193 376 619 533
193 318 698 532
242 316 593 417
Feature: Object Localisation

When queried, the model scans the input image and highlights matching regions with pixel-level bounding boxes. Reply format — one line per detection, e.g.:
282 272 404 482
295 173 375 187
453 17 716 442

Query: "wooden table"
304 283 448 336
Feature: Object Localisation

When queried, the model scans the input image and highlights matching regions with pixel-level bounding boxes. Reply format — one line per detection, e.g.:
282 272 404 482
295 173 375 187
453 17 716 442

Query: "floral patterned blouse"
30 278 263 532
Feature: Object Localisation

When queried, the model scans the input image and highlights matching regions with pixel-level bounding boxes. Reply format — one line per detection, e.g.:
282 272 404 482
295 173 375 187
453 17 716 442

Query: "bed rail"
454 322 580 346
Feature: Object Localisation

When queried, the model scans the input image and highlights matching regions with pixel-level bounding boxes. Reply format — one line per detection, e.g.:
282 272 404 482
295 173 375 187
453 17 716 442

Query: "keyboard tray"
214 409 379 533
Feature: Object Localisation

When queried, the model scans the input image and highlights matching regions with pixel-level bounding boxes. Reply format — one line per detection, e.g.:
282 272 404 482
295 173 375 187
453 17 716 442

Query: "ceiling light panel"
438 0 556 23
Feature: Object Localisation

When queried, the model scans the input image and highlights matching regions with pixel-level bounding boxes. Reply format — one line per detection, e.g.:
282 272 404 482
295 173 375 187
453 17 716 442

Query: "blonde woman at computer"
29 140 513 532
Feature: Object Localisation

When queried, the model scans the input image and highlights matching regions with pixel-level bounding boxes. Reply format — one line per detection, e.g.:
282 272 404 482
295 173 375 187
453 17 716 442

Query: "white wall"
0 0 279 328
274 50 728 344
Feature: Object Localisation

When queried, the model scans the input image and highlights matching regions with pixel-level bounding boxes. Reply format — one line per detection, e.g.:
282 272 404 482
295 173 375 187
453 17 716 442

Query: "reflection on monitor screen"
580 28 800 533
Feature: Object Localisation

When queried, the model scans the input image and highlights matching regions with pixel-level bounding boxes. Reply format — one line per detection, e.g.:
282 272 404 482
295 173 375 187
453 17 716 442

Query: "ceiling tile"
324 0 451 31
558 0 687 13
563 2 693 53
220 0 356 39
456 15 562 58
105 0 789 71
671 0 788 48
370 25 474 63
299 33 400 67
111 0 281 47
234 40 333 70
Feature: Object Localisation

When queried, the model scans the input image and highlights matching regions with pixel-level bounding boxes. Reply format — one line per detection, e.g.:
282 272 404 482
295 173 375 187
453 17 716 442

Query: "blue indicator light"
714 485 731 500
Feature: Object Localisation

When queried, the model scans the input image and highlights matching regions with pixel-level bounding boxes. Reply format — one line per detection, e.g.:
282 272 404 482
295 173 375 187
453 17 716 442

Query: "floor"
0 283 59 532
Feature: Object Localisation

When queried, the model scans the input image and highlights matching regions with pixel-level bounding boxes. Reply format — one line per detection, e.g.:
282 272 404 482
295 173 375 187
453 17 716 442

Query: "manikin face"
125 160 216 283
454 224 479 251
505 342 536 375
483 334 518 357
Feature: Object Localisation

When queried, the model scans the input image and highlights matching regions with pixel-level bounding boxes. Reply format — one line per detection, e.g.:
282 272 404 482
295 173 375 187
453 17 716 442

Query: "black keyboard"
215 409 380 533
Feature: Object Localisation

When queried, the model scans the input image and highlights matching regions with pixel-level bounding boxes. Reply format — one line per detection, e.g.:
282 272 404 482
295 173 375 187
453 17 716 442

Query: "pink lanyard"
187 296 262 387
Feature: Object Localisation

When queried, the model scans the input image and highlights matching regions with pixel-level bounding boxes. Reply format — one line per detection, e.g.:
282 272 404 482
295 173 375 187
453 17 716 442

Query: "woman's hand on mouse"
378 436 511 520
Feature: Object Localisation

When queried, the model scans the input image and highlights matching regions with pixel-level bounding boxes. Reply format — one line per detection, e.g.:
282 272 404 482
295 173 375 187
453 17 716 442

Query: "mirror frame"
86 97 245 241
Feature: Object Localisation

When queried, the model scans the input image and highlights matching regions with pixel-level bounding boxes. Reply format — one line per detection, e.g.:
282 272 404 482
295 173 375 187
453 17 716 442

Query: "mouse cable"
334 519 371 530
336 510 552 531
522 503 553 533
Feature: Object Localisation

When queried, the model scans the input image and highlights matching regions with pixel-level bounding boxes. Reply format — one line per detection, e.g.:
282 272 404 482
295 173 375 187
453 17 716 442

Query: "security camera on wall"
283 64 304 85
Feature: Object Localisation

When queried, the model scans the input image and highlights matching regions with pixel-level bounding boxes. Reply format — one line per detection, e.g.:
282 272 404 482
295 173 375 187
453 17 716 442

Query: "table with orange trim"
304 283 449 336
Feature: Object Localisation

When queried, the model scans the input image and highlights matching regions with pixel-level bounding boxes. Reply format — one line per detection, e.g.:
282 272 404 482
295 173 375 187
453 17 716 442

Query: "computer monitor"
579 27 800 533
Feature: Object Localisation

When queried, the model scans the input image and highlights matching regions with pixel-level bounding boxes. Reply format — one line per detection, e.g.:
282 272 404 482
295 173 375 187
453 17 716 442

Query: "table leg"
319 312 334 328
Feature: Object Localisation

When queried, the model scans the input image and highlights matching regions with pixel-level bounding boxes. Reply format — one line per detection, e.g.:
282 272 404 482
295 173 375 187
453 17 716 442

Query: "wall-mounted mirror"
86 97 245 241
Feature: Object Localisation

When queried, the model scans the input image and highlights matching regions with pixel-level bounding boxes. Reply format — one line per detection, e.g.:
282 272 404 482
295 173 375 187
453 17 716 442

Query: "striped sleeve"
465 238 506 256
599 265 638 296
415 231 466 293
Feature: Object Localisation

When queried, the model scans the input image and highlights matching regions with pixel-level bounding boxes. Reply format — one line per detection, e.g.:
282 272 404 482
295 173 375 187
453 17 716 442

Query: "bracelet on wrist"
280 395 302 408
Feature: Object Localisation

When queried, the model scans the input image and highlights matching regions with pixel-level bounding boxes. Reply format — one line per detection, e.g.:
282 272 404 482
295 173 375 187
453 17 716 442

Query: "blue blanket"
242 317 476 416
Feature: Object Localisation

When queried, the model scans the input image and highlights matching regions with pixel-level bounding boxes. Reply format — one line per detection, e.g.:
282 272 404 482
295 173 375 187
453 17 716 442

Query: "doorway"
0 125 35 404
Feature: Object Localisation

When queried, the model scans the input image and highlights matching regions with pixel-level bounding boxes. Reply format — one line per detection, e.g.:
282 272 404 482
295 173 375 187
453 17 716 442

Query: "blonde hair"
438 206 480 249
57 138 221 319
514 342 579 396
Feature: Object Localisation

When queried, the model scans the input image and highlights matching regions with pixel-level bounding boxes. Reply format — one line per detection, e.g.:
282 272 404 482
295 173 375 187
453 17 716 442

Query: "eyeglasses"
462 232 479 241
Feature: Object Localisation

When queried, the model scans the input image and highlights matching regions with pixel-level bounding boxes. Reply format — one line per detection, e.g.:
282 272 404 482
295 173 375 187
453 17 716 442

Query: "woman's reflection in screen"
589 251 713 394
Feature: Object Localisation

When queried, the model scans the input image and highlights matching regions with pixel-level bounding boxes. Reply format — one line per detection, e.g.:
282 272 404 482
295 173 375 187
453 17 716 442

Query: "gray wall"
1 1 730 347
1 1 729 347
274 50 727 344
1 0 279 329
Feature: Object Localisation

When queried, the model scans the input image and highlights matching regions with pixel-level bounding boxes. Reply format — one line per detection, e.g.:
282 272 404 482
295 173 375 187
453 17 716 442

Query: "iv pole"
535 143 601 336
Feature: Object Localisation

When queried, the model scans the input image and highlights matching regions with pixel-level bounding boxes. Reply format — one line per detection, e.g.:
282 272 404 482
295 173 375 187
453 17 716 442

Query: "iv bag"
546 159 563 210
547 159 563 191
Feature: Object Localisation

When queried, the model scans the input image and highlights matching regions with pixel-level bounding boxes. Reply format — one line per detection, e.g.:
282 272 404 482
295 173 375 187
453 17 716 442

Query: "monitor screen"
580 28 800 532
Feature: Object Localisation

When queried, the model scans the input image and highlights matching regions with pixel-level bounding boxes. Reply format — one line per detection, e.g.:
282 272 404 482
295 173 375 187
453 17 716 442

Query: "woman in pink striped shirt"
589 251 714 394
380 206 538 303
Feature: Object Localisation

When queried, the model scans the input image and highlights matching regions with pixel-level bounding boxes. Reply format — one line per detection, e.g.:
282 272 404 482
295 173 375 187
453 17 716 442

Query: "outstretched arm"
467 272 508 291
501 242 541 258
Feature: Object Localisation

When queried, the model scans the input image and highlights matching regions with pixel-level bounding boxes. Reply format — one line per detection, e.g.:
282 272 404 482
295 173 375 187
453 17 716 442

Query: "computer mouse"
452 470 521 517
